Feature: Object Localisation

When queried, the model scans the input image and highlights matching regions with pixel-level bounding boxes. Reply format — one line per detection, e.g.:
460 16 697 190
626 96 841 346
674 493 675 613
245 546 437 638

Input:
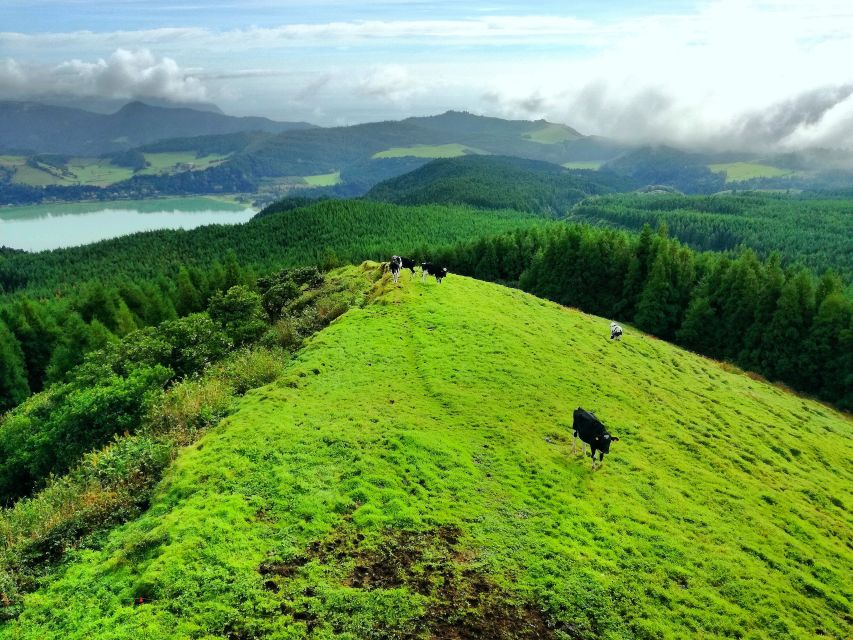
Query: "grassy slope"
4 271 851 639
523 124 582 144
303 171 341 186
372 144 484 159
708 162 795 182
562 161 603 170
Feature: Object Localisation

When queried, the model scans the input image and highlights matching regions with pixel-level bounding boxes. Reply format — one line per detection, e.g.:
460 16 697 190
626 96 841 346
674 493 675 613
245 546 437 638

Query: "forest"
568 193 853 282
0 201 545 411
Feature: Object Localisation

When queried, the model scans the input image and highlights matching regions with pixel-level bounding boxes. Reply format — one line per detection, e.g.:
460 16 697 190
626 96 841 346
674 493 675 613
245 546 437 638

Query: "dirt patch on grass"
260 525 570 639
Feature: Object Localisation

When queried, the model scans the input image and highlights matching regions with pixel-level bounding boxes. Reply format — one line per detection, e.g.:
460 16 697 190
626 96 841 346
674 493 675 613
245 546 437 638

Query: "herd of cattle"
387 255 449 284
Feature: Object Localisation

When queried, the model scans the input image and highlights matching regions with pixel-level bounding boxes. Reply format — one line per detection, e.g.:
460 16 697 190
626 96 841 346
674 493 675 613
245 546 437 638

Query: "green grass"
523 123 581 144
562 161 603 170
139 152 229 175
708 162 796 183
4 157 133 187
3 269 851 639
66 158 134 186
372 143 483 159
303 171 341 186
9 164 65 186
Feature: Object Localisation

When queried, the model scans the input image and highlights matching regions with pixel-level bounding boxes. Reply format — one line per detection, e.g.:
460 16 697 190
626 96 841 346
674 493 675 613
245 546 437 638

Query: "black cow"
399 256 417 276
572 407 619 468
421 262 449 283
610 322 623 340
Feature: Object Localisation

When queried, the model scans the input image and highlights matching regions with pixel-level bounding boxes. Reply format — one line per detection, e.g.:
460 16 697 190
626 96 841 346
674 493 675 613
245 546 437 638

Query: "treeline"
568 193 853 283
0 200 542 295
0 201 543 411
431 224 852 410
0 250 249 412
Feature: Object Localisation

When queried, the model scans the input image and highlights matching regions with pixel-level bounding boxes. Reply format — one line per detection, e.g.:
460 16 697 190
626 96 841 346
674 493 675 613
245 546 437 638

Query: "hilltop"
5 268 850 639
365 155 638 215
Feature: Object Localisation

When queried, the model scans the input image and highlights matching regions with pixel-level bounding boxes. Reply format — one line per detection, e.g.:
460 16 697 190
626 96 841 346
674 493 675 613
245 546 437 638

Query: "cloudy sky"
2 0 853 149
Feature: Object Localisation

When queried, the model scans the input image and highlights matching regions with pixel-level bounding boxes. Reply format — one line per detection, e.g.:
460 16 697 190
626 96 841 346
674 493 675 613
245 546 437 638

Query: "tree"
0 319 29 412
176 266 201 317
634 251 679 338
759 269 816 386
208 286 267 346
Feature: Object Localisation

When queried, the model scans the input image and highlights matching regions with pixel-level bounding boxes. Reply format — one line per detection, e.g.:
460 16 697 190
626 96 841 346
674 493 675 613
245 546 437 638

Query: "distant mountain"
223 111 628 188
0 101 316 155
365 155 638 215
32 95 225 115
603 146 727 194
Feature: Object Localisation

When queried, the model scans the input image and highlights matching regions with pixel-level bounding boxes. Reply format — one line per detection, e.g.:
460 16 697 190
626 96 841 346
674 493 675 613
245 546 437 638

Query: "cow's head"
597 433 620 453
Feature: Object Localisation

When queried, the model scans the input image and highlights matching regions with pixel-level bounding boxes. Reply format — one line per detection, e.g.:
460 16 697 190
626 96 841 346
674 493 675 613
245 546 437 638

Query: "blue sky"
2 1 853 149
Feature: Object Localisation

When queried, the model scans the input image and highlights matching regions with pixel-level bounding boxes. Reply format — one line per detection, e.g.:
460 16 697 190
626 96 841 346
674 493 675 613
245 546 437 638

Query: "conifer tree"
0 318 29 412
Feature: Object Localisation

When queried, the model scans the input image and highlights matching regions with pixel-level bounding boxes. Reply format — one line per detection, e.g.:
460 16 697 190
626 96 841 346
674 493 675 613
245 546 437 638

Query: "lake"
0 197 257 252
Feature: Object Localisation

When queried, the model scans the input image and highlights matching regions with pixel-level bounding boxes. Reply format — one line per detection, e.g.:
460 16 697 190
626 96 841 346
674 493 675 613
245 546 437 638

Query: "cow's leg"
572 432 577 454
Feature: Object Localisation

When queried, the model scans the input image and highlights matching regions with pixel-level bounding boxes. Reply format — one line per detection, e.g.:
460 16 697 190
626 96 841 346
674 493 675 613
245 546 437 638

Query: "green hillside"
371 143 483 159
366 155 637 215
708 162 796 183
5 269 850 639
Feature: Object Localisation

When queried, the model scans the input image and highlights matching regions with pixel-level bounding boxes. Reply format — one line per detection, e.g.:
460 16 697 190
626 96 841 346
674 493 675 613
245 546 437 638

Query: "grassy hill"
5 269 850 639
365 155 637 215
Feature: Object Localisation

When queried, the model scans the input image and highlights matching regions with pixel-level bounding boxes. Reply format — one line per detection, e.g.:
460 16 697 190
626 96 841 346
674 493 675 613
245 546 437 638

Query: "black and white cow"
420 262 449 283
610 322 623 340
572 407 619 468
398 256 417 277
389 256 403 283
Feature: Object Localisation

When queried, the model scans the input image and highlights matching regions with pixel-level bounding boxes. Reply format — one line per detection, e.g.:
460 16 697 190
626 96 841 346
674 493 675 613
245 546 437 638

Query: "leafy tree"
208 286 267 346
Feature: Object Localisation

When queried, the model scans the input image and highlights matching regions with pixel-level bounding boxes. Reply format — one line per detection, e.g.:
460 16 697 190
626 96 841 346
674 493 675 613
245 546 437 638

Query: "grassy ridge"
5 271 850 639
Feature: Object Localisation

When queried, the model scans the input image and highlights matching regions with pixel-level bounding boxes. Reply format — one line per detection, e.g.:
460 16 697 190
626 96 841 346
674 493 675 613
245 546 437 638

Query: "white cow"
610 322 623 340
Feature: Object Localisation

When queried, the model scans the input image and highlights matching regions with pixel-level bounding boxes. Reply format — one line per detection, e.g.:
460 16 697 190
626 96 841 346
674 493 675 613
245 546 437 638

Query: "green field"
372 143 483 159
139 152 229 175
523 123 581 144
303 171 341 186
2 156 134 187
65 158 134 186
6 268 850 639
562 161 603 170
708 162 796 182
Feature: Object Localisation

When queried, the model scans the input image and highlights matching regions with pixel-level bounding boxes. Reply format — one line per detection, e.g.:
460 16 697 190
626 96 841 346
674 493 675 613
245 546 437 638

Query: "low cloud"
356 64 422 103
0 49 208 103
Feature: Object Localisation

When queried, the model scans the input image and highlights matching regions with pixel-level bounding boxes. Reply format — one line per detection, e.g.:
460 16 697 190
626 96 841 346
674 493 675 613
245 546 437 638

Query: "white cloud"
2 2 853 148
0 49 208 102
356 64 422 103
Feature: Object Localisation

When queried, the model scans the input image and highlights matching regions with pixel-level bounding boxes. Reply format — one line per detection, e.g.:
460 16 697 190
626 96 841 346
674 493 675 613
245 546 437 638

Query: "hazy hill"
0 101 315 155
365 155 638 214
234 111 623 180
4 268 850 638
